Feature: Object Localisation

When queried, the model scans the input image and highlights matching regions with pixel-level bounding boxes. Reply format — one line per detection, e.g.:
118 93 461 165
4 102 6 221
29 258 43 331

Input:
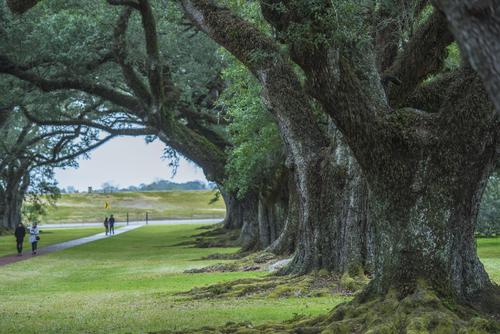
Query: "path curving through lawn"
0 224 143 267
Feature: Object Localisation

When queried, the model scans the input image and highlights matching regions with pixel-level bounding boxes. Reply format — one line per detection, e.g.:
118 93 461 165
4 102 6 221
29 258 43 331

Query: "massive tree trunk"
365 74 499 299
2 187 24 229
181 0 373 274
257 171 289 249
1 171 28 229
0 189 5 229
284 132 373 274
179 3 498 300
254 1 499 301
221 191 243 230
267 174 299 255
368 161 494 299
236 192 260 251
220 190 263 250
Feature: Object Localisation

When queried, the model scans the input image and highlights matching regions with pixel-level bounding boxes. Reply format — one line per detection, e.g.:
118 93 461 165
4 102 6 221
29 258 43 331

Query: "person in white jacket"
29 222 40 255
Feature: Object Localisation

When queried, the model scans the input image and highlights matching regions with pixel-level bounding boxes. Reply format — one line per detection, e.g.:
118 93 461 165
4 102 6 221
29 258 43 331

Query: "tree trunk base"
0 226 14 236
322 283 500 334
189 224 241 248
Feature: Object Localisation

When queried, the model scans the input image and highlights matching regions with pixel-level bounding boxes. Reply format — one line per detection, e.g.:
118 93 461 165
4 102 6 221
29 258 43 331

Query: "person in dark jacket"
14 223 26 256
109 215 115 235
104 217 109 235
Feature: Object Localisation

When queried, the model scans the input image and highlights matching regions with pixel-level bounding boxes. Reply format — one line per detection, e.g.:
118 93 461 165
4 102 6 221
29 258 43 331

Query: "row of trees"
1 0 499 329
98 179 209 192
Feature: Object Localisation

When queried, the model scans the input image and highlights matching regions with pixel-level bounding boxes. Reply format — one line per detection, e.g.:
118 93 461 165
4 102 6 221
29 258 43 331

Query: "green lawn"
0 227 103 257
0 225 346 334
0 226 497 334
477 237 500 284
40 190 226 224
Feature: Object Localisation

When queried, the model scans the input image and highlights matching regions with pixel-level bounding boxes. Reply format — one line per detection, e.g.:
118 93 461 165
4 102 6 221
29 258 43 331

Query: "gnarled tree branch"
385 9 454 107
0 55 143 111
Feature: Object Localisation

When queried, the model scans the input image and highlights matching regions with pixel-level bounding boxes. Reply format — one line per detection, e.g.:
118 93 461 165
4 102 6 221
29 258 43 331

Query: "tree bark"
255 0 498 300
436 0 500 114
368 143 497 300
364 70 499 300
257 175 289 249
2 189 23 229
221 191 242 230
228 186 290 252
1 172 29 229
236 192 260 251
221 190 261 239
181 0 373 274
267 174 299 255
283 132 373 275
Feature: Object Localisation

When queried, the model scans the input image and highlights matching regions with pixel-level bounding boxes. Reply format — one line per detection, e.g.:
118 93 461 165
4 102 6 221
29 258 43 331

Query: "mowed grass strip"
40 190 226 224
0 227 104 257
0 225 346 334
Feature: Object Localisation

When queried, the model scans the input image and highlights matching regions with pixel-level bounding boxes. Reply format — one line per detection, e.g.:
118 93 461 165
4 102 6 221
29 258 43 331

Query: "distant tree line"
61 180 211 194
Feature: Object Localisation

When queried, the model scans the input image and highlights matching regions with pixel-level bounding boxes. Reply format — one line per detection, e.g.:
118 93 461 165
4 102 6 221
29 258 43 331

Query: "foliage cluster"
220 59 283 198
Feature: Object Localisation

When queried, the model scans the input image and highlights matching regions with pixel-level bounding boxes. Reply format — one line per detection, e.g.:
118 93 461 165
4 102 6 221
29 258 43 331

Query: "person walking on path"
14 223 26 256
29 222 40 255
109 215 115 235
104 217 109 236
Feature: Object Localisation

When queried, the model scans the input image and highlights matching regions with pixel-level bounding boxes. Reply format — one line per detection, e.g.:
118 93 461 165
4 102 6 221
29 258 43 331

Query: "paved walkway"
40 218 221 229
0 224 143 267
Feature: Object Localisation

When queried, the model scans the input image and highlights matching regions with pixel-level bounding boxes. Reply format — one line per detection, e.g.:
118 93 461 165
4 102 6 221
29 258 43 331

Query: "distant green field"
40 191 226 224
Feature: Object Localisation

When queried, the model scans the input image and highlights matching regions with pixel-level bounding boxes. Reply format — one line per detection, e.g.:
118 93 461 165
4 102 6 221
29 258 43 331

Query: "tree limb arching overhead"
435 0 500 115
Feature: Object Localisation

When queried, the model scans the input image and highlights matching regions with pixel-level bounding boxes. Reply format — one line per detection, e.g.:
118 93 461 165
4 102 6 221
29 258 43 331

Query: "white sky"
54 136 208 191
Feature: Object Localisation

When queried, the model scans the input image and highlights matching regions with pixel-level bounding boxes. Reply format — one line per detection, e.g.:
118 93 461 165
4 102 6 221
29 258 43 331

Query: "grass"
477 237 500 284
0 225 346 334
0 227 104 257
0 227 497 334
40 190 226 224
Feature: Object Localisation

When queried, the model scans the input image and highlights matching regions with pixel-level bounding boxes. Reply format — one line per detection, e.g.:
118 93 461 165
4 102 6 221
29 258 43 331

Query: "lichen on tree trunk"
267 173 299 255
1 173 28 229
282 131 373 275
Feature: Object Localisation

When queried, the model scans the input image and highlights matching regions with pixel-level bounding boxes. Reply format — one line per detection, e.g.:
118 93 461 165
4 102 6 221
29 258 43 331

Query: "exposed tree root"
201 252 249 261
176 224 241 248
178 271 366 300
0 227 13 236
158 282 499 334
185 251 286 274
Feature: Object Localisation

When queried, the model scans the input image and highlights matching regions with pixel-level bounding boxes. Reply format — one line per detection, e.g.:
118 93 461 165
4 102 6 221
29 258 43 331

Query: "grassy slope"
0 225 347 334
0 227 103 257
0 226 497 334
41 190 226 224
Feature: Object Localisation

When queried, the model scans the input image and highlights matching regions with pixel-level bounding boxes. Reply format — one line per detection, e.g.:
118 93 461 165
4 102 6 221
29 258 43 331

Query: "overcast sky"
54 136 208 191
